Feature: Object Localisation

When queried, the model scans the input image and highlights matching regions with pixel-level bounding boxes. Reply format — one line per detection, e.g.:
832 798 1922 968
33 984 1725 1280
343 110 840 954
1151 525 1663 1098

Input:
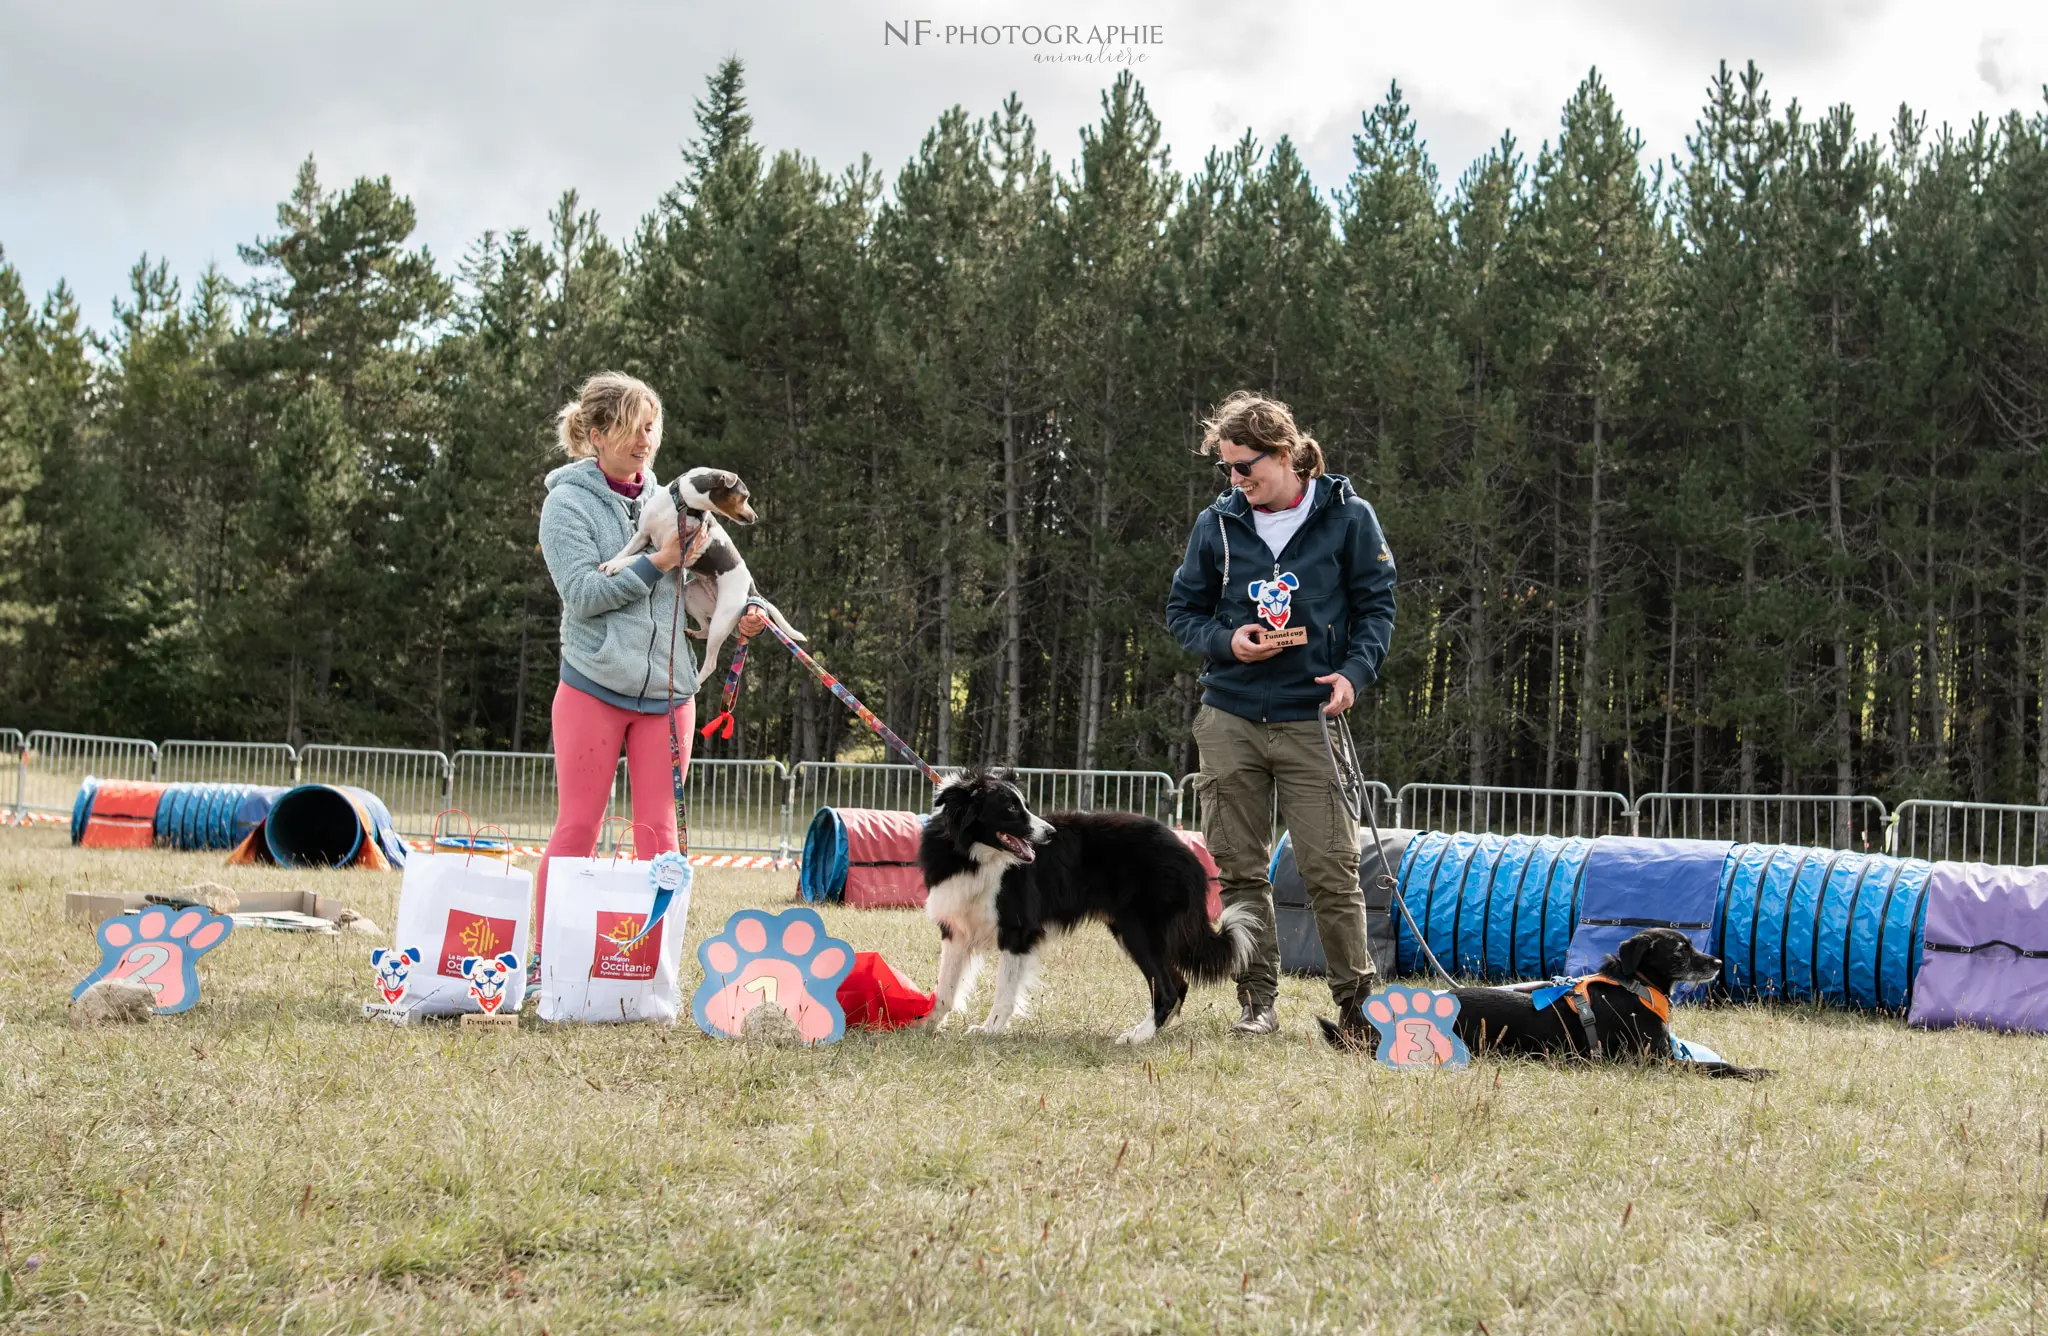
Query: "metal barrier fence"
1887 799 2048 866
1008 768 1177 822
17 731 160 820
15 722 2048 869
1634 792 1889 851
1397 782 1633 839
297 745 452 841
0 729 21 818
614 758 792 857
448 750 558 847
157 740 299 787
789 761 957 820
1171 773 1396 831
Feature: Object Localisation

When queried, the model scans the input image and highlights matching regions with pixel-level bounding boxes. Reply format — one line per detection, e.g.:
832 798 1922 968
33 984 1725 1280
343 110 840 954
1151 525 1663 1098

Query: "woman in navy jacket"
1166 391 1396 1044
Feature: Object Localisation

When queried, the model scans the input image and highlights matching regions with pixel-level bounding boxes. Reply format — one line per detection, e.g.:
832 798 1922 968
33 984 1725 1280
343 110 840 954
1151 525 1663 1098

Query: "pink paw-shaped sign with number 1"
693 907 855 1044
1365 985 1469 1070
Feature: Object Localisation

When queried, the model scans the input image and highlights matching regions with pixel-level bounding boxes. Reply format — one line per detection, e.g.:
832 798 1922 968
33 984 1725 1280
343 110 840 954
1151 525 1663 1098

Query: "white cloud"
3 0 2044 327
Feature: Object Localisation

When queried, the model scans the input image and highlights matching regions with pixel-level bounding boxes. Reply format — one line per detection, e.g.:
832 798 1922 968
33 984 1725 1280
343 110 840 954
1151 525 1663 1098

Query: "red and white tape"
401 838 791 870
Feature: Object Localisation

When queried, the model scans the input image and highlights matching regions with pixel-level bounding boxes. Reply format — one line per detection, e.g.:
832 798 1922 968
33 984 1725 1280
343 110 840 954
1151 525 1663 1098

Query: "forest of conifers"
2 59 2045 806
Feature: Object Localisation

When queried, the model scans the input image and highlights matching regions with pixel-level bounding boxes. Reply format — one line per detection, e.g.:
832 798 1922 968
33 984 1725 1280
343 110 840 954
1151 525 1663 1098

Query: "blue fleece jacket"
1165 472 1397 723
539 459 698 711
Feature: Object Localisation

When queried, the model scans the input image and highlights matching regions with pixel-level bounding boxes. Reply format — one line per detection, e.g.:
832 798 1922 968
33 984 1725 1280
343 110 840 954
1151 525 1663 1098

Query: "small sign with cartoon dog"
1249 573 1307 647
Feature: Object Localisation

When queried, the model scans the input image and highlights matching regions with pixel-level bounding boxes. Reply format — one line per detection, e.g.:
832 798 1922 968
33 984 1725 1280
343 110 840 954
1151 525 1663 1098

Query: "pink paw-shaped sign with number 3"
1364 985 1469 1070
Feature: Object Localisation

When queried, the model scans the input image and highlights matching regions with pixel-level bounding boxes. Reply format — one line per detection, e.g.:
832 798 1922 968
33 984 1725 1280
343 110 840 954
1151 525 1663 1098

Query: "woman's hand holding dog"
650 521 715 573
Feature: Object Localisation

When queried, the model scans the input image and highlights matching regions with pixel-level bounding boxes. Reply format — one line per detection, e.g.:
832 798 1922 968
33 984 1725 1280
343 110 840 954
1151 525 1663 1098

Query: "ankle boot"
1317 994 1376 1054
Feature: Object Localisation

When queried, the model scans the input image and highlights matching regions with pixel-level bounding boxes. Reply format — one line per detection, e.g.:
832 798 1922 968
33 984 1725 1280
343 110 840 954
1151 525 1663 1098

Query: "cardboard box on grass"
67 888 351 929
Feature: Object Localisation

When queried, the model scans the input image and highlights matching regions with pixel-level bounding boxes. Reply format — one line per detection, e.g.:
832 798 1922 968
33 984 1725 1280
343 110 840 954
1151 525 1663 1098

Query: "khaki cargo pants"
1192 703 1376 1008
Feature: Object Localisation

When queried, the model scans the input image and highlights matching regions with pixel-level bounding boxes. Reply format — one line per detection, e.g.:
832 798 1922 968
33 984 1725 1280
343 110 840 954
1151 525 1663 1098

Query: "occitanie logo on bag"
439 910 516 978
593 910 661 981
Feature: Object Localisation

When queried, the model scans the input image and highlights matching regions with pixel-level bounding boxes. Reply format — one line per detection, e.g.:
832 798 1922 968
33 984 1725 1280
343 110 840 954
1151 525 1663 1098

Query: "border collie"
597 466 805 677
918 767 1256 1044
1318 927 1770 1079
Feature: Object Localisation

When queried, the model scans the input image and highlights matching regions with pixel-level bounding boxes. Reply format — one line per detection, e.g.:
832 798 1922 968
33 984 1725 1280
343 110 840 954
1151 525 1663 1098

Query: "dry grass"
3 826 2047 1334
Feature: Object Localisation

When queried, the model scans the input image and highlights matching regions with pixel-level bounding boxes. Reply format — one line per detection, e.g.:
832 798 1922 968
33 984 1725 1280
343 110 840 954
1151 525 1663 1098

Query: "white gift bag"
538 851 691 1023
390 842 534 1017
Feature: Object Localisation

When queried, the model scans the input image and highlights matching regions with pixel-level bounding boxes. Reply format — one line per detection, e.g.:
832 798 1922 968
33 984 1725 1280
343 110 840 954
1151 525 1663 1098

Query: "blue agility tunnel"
1714 846 1932 1011
152 783 285 852
1393 832 1592 982
1566 838 1735 1004
229 783 408 870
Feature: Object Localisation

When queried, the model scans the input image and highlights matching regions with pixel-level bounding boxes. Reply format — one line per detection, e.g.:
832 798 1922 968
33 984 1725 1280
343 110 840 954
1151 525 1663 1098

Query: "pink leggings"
533 682 694 960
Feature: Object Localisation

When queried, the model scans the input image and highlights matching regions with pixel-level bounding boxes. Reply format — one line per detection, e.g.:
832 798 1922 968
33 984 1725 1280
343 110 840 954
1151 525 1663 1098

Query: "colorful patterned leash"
720 601 943 788
618 493 696 954
698 635 749 742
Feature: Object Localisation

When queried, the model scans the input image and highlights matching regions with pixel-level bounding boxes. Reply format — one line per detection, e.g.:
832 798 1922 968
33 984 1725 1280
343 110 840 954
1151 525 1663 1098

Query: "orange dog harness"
1536 974 1671 1061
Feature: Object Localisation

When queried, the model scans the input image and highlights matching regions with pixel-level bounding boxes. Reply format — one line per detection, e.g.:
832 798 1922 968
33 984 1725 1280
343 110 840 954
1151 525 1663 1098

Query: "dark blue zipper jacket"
1165 473 1397 723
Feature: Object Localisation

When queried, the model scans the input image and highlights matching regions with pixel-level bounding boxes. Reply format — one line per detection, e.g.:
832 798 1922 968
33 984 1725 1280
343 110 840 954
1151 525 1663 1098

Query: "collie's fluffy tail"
1169 903 1258 983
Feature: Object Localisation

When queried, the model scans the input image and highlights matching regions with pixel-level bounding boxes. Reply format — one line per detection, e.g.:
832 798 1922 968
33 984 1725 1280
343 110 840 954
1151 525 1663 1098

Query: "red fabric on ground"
837 951 936 1029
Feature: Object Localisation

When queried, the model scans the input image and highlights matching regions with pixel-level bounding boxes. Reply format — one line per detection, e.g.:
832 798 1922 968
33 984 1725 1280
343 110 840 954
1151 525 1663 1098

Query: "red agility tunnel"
800 807 929 908
73 779 168 849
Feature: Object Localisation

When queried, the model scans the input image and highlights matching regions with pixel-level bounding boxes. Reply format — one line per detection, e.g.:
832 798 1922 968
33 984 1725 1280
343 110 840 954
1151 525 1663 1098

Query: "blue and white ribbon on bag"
618 850 692 954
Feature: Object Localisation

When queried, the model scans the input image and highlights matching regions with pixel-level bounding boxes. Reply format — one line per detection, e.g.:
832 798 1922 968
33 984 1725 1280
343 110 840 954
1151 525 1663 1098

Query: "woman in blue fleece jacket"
531 371 763 976
1165 391 1396 1045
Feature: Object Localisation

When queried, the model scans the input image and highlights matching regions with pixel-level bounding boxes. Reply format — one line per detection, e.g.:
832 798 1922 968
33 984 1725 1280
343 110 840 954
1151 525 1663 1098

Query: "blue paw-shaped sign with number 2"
1364 985 1469 1070
73 905 234 1014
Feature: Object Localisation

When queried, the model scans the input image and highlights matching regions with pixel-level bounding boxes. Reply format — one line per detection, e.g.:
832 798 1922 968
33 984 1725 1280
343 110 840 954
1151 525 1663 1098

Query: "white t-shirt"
1251 478 1318 563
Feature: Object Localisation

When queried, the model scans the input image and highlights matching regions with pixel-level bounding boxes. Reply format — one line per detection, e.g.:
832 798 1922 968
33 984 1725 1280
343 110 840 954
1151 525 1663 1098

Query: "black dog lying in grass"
1321 927 1772 1080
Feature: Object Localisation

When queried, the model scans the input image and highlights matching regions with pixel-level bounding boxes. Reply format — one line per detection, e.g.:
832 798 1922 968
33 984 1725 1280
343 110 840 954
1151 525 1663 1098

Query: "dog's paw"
693 908 854 1043
597 558 627 575
73 905 234 1014
1362 985 1469 1069
1114 1017 1159 1045
966 1018 1006 1036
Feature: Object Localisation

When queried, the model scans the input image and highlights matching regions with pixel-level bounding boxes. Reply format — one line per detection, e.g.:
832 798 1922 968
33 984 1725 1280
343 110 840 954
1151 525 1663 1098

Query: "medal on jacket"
1248 564 1307 647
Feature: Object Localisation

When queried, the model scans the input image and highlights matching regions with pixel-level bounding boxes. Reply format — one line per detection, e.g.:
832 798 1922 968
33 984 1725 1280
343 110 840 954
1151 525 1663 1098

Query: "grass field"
3 827 2046 1334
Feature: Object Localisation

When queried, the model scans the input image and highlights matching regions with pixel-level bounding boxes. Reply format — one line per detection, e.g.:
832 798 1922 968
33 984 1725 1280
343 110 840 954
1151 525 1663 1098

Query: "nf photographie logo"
884 20 1163 64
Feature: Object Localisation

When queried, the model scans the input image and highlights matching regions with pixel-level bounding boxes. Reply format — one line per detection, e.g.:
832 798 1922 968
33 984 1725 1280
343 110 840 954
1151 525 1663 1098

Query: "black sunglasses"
1215 454 1271 479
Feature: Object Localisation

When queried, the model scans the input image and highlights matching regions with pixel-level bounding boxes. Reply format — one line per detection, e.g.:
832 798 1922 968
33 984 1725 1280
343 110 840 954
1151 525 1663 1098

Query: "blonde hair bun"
557 371 663 458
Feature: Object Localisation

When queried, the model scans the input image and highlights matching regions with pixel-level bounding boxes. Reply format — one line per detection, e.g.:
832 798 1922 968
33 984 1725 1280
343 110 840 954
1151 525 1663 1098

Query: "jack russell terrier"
598 466 805 679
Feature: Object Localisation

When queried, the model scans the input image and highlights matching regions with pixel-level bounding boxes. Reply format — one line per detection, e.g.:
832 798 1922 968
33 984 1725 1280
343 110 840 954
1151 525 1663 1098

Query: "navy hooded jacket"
1165 472 1397 723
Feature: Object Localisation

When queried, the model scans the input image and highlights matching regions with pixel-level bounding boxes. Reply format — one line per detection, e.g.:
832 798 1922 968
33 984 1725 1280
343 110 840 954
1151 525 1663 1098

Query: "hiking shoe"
1230 1001 1280 1036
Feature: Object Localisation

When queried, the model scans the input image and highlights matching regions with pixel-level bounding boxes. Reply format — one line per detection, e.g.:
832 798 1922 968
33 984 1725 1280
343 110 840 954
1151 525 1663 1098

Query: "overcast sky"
5 0 2047 331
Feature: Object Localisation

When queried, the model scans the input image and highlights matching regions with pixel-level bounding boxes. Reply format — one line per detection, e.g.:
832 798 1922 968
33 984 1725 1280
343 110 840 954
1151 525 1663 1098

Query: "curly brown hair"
555 371 663 459
1198 391 1326 480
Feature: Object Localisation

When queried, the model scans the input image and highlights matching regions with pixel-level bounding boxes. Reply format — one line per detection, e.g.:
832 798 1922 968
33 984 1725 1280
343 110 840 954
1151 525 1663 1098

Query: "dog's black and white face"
1608 928 1722 990
678 467 757 525
929 768 1055 865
